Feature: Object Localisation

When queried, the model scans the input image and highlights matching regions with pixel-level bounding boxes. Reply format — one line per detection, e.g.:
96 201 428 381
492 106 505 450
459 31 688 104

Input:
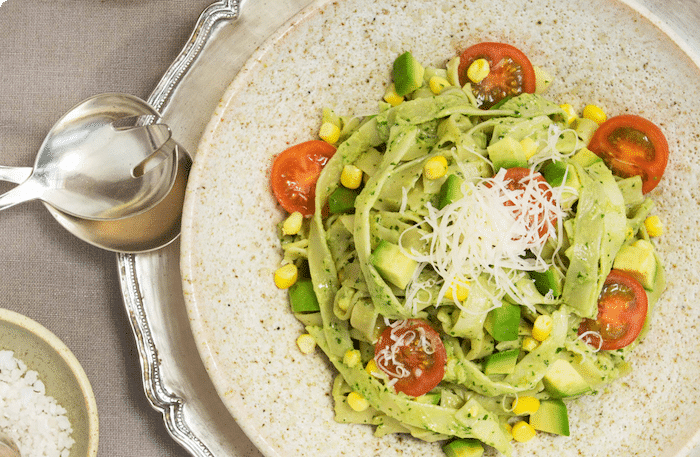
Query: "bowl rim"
0 307 99 456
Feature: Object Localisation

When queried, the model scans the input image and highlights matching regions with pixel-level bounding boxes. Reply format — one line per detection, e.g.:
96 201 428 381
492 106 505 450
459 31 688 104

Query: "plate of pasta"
180 0 700 455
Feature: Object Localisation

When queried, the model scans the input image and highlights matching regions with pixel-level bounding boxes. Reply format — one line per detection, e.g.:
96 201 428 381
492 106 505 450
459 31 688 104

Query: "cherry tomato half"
578 269 648 350
488 167 557 240
588 114 669 194
457 42 537 109
270 140 336 216
374 319 446 397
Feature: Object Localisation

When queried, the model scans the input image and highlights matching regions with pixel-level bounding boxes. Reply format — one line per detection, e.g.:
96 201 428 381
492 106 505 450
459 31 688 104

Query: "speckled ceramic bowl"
181 0 700 455
0 308 99 457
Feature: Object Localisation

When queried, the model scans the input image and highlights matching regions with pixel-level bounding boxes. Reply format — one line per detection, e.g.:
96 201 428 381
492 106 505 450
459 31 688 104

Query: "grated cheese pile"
0 350 75 457
403 167 565 312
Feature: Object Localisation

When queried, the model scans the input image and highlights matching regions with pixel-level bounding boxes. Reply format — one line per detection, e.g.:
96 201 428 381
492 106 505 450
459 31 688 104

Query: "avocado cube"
483 348 520 376
443 438 484 457
328 186 360 214
487 136 528 173
370 240 418 290
486 302 521 342
289 279 320 313
570 147 603 168
541 161 582 209
612 239 657 290
543 359 591 398
529 399 570 436
572 117 599 144
437 174 464 209
529 266 564 298
393 51 425 96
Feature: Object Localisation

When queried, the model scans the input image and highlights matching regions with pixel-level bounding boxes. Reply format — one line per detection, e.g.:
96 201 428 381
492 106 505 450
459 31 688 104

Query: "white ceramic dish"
0 308 99 457
180 0 700 455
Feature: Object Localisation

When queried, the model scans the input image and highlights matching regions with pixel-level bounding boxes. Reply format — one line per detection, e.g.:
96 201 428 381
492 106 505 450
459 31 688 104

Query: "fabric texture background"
0 0 217 455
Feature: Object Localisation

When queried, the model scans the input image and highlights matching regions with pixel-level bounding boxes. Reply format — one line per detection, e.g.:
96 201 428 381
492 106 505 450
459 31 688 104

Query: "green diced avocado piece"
393 51 425 96
328 186 360 214
541 160 582 209
369 240 418 290
570 147 603 168
415 392 441 405
573 117 598 144
529 399 570 436
612 239 657 290
483 348 520 376
289 279 320 313
486 302 521 342
487 136 528 173
543 359 591 398
437 174 464 209
529 266 564 297
443 438 484 457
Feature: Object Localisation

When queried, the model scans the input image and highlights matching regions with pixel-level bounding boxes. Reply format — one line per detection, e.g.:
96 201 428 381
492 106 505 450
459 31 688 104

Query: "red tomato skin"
578 269 648 350
374 319 447 397
457 42 537 108
496 167 557 240
588 114 669 194
270 140 336 216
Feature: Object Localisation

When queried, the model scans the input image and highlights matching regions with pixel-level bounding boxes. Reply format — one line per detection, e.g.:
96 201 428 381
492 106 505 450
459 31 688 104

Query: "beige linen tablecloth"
0 1 216 455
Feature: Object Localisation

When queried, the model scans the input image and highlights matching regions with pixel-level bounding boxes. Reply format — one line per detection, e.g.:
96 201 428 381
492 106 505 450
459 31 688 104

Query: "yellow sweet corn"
532 315 553 342
467 58 490 84
274 263 298 289
644 215 664 237
319 121 341 144
560 103 577 125
365 359 380 377
429 75 451 95
296 334 316 354
520 137 538 160
512 396 540 415
582 104 607 125
511 421 536 442
383 83 404 106
521 336 539 352
343 349 362 368
424 155 448 180
340 164 363 189
445 279 470 302
347 391 370 412
282 211 303 236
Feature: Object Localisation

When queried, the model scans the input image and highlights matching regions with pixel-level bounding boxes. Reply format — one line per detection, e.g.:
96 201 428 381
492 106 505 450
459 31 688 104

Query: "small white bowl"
0 308 99 456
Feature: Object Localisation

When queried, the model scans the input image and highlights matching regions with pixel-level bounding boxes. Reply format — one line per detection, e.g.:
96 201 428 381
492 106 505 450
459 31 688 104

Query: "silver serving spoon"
0 139 191 253
0 93 176 220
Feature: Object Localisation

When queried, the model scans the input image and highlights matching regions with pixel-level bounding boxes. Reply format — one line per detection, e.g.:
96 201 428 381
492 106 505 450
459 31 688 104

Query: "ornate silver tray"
117 1 700 456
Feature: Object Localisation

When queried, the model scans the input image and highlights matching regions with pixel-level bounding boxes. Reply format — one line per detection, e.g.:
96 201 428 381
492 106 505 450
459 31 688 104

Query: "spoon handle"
0 179 44 212
0 166 33 184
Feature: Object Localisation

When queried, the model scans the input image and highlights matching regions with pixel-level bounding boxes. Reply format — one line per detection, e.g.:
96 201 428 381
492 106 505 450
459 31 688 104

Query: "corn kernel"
583 104 607 125
340 164 363 189
296 334 316 354
347 391 370 412
511 421 536 443
521 336 539 352
512 396 540 415
282 211 303 236
383 83 404 106
520 137 538 160
365 359 380 377
467 58 490 84
343 349 362 368
532 315 553 342
274 263 298 289
424 156 448 180
429 75 451 95
319 121 341 144
560 104 577 125
644 215 664 237
445 279 470 302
